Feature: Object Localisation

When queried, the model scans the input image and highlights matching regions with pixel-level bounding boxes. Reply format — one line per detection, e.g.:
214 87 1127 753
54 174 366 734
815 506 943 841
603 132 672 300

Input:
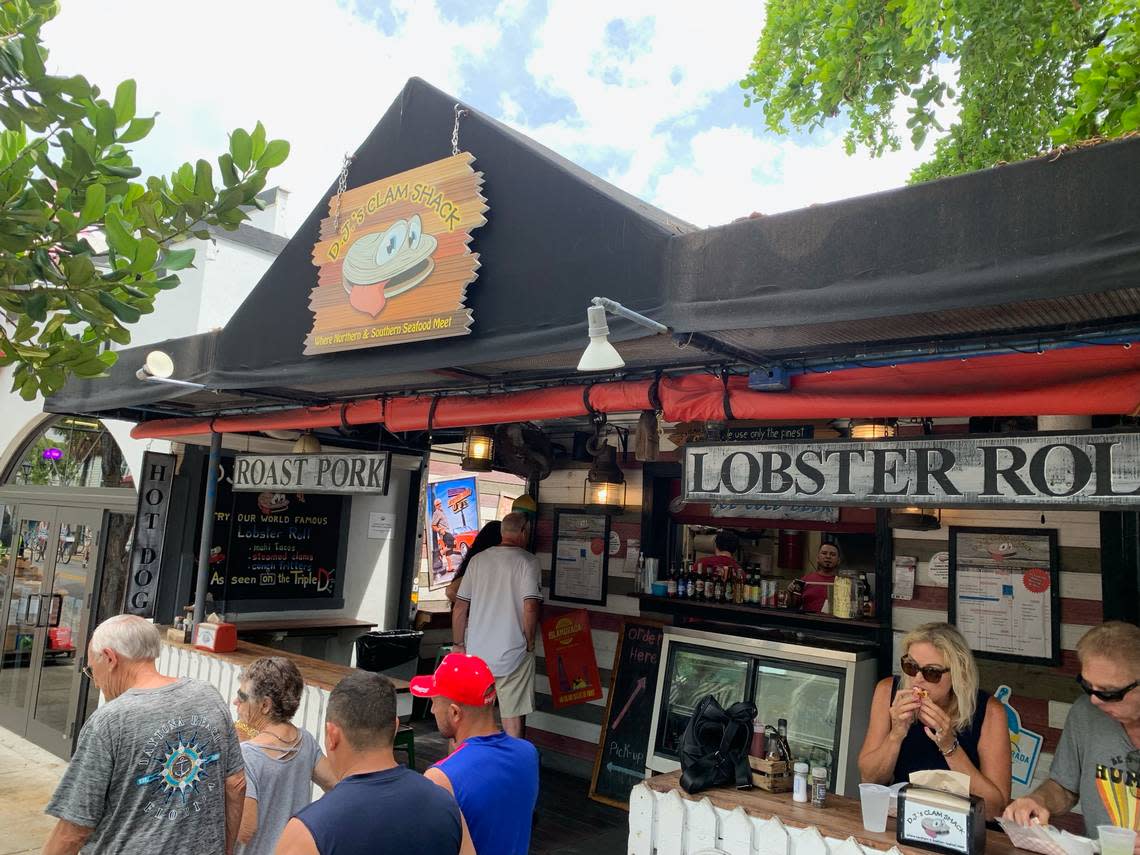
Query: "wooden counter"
160 635 408 693
637 772 1017 855
232 617 377 635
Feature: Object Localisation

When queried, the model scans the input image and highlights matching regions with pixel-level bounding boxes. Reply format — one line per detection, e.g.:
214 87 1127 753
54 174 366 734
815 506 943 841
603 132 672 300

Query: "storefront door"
0 504 102 758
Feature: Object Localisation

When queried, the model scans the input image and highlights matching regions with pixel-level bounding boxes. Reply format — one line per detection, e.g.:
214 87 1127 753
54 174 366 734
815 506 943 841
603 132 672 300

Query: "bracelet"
940 738 959 757
452 641 464 648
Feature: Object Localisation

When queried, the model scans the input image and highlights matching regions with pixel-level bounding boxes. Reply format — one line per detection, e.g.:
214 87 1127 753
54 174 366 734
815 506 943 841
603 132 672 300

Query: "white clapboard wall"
628 784 911 855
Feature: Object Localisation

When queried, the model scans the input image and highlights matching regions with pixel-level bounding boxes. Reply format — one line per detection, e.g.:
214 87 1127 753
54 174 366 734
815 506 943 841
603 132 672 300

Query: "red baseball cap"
409 653 496 707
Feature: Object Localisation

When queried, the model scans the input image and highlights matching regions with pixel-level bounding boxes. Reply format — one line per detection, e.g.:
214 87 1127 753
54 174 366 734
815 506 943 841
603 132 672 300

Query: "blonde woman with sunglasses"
858 622 1011 819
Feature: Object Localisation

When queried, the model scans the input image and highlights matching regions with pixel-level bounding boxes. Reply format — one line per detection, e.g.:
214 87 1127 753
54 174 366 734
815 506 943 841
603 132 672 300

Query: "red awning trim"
129 345 1140 440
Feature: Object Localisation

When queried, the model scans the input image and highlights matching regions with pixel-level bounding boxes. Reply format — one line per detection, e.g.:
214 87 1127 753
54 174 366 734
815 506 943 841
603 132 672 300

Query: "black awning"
46 78 1140 422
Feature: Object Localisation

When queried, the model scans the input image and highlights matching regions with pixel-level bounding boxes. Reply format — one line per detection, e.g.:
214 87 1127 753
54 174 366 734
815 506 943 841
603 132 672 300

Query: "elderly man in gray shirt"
42 614 245 855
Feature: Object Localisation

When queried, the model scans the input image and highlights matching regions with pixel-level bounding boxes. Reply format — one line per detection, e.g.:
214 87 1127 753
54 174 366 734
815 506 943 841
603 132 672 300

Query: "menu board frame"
948 526 1061 666
205 456 350 612
549 508 610 606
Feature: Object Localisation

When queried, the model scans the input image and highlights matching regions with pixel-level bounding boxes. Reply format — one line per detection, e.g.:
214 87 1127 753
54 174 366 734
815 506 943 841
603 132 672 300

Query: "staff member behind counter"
859 622 1011 820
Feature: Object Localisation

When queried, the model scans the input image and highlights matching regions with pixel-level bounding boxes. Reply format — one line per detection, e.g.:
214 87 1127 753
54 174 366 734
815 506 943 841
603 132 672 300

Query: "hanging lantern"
583 444 626 511
291 431 322 454
461 426 495 472
850 419 897 440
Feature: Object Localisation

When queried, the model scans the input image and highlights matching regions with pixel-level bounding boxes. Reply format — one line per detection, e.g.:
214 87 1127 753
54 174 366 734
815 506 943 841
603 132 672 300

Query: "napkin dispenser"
193 615 237 653
896 784 986 855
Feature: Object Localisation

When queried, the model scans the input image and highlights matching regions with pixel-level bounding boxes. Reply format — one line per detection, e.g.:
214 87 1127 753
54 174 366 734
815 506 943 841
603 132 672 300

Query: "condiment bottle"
750 722 766 757
810 766 828 808
793 762 810 803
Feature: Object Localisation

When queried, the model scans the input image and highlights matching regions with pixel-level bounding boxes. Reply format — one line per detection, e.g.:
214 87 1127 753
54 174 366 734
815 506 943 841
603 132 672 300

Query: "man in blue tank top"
274 672 474 855
413 653 540 855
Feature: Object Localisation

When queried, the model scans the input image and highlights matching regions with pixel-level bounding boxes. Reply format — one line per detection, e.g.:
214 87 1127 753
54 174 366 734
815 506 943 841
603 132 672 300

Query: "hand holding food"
888 688 921 736
1002 797 1050 827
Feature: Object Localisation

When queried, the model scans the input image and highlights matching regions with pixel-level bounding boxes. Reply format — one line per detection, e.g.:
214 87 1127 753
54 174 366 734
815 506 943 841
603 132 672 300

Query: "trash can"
355 630 424 673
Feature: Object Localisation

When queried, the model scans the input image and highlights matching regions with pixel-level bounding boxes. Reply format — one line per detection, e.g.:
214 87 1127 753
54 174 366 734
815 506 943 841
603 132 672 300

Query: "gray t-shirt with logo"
46 678 243 854
1049 696 1139 833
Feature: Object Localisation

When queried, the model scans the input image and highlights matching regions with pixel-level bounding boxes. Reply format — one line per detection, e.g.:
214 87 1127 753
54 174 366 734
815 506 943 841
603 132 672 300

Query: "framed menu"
949 527 1061 666
550 509 610 605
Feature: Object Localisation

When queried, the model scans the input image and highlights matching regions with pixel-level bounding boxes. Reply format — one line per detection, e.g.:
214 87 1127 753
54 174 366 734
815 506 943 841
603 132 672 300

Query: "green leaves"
743 0 1132 182
0 1 290 400
113 79 136 127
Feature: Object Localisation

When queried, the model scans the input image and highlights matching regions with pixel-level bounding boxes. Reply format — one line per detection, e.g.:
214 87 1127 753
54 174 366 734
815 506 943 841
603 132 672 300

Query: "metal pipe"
591 296 669 334
192 430 223 628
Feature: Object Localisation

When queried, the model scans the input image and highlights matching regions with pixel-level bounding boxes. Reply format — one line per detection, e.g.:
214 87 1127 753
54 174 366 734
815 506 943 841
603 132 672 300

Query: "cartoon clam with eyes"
341 214 437 317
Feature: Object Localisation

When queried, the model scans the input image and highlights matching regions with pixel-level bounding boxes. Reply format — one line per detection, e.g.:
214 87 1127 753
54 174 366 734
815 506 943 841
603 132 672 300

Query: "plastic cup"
1098 826 1137 855
859 783 891 833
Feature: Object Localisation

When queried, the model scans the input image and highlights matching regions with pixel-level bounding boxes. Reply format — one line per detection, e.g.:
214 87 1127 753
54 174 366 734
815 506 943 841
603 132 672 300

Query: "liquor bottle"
713 580 724 602
687 565 697 599
677 568 687 599
859 572 875 618
724 576 734 604
694 566 705 601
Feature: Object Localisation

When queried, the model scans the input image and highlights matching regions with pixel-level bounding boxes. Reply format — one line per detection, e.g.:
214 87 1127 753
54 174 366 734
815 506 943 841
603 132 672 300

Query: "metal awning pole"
192 431 223 628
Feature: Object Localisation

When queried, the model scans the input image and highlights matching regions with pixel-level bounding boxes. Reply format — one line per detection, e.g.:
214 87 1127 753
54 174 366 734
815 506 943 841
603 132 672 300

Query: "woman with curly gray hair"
233 657 337 855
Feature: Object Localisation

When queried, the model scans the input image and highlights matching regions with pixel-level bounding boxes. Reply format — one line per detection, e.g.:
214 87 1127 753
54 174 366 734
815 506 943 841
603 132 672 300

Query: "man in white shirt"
452 512 542 737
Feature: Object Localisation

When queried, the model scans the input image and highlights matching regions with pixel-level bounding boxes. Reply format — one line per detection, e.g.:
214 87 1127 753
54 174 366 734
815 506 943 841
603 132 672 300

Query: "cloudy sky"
43 0 942 233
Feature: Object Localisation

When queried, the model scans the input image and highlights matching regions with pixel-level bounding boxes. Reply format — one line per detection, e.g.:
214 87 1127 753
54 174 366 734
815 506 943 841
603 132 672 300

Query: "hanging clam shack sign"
682 432 1140 508
305 152 488 356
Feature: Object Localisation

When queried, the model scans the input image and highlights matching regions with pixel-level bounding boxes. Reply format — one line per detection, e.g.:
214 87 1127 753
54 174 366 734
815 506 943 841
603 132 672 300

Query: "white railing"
628 784 906 855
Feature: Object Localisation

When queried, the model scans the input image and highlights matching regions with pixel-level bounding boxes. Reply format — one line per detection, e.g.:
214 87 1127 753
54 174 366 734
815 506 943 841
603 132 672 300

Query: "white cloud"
652 125 931 227
41 0 503 235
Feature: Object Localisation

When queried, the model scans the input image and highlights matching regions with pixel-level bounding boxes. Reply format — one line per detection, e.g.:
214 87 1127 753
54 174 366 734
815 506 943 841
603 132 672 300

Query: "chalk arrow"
606 762 643 779
610 675 647 731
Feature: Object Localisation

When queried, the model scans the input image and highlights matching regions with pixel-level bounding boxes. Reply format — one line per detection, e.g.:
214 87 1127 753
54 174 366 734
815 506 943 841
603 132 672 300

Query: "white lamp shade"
577 337 626 372
577 304 625 371
144 350 175 379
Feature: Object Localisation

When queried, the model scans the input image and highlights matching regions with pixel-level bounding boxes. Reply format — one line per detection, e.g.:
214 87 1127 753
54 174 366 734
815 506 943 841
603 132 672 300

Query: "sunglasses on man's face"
901 657 950 684
1075 675 1138 703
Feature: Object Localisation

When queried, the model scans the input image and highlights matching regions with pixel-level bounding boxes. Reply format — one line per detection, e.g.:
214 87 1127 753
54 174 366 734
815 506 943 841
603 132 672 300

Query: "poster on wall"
306 153 489 356
949 527 1061 665
426 476 480 591
550 509 609 605
540 609 603 709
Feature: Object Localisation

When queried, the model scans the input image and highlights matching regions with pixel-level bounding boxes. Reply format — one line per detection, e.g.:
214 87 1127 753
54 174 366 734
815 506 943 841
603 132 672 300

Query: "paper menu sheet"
553 513 607 602
997 819 1098 855
952 531 1053 661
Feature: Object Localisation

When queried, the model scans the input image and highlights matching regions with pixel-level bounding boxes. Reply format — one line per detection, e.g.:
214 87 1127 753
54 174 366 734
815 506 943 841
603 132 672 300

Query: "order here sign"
233 452 391 495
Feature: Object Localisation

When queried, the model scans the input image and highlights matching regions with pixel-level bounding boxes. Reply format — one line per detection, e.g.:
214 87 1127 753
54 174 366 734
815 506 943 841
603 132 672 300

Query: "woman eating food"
858 622 1011 819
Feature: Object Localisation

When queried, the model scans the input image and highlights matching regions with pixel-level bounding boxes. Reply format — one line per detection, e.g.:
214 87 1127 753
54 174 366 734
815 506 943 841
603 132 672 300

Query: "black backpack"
678 695 757 794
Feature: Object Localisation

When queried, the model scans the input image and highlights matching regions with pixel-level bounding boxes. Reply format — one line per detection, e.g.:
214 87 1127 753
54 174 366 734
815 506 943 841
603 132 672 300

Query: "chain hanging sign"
305 150 488 355
683 432 1140 508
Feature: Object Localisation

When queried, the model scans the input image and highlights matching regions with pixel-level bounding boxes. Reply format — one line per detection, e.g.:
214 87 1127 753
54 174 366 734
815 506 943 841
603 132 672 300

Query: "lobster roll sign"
306 153 488 356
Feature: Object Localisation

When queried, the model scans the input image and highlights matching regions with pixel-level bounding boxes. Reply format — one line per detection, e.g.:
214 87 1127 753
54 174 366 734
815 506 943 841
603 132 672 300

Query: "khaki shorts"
494 652 535 718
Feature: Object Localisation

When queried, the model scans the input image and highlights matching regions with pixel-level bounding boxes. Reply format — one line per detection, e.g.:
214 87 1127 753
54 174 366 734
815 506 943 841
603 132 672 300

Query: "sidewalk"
0 726 66 854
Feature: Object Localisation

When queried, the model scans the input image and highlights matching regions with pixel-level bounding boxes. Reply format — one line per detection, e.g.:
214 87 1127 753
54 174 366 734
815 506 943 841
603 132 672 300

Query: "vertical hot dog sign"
306 153 488 355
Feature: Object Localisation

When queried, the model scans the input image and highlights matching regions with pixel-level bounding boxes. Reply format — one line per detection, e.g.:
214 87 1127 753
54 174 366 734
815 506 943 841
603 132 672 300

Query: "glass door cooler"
646 626 877 796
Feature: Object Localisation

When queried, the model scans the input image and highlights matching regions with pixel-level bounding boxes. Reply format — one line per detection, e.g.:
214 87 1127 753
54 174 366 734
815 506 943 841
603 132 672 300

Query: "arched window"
3 417 131 489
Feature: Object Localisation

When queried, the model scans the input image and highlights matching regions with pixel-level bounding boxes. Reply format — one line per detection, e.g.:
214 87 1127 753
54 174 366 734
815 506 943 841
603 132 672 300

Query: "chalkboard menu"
207 458 348 610
590 619 664 809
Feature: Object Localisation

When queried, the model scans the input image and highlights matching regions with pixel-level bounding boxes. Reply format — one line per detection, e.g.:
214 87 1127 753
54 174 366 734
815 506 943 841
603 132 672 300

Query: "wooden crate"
749 756 793 792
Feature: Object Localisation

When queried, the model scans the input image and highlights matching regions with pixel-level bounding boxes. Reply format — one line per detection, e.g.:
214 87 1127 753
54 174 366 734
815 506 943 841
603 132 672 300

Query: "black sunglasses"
1075 675 1138 703
901 657 950 684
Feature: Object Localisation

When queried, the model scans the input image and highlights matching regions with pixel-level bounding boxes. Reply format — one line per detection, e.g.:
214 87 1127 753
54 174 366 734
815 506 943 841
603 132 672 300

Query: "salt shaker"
793 762 809 803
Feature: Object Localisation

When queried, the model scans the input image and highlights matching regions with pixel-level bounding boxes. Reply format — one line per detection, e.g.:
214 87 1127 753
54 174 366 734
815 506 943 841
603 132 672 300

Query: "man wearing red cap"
412 653 540 855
